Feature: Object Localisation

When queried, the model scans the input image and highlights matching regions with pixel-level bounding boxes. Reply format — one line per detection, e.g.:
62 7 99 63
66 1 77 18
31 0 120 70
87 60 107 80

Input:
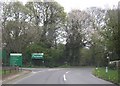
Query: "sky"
1 0 119 12
56 0 119 12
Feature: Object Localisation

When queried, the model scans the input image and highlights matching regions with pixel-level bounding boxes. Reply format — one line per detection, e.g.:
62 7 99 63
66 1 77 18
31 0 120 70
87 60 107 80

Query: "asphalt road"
8 67 114 84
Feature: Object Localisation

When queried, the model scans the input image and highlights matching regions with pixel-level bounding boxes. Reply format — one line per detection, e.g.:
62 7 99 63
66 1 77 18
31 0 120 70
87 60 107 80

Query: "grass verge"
92 67 119 85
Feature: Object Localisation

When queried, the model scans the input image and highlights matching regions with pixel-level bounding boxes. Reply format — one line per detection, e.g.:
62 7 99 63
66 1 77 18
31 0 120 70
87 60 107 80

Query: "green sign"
0 49 7 65
32 53 44 59
10 53 22 67
0 50 2 59
0 49 6 59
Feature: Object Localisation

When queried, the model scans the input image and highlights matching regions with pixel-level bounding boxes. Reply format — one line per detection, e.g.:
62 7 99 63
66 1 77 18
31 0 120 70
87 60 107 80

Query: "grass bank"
92 67 119 85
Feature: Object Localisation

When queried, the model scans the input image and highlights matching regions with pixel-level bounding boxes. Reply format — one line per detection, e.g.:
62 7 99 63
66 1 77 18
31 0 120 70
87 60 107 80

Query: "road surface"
6 67 115 84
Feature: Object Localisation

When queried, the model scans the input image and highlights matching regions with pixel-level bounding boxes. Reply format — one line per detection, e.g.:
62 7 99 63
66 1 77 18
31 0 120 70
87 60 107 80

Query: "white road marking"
63 74 66 81
48 69 60 71
63 71 70 81
32 71 37 73
66 71 70 74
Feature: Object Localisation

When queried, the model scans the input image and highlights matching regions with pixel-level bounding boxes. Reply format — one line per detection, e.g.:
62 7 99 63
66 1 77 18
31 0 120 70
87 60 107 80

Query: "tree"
80 47 92 66
65 10 90 65
25 1 66 48
85 7 108 66
104 8 120 60
2 2 38 66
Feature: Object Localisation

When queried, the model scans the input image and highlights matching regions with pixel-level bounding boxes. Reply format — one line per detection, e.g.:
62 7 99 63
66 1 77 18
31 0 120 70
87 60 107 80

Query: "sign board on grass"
10 53 22 67
32 53 44 59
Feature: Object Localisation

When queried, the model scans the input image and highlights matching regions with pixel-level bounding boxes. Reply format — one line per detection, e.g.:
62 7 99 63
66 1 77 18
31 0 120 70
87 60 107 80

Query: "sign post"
31 53 44 66
10 53 22 67
106 67 108 73
32 53 44 59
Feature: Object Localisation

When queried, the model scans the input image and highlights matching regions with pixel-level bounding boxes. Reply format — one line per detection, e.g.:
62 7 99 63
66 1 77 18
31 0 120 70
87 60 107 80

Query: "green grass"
0 70 20 75
93 67 119 84
0 70 9 75
2 70 11 75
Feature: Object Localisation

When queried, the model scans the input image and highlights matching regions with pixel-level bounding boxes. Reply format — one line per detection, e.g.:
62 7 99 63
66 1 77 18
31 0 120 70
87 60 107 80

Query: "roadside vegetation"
1 1 120 69
1 70 11 75
93 67 119 85
0 67 21 76
0 1 119 84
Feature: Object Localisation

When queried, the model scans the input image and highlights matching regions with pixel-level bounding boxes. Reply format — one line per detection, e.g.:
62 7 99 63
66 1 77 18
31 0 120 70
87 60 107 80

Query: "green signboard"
0 49 7 65
10 53 22 67
0 49 6 59
32 53 44 59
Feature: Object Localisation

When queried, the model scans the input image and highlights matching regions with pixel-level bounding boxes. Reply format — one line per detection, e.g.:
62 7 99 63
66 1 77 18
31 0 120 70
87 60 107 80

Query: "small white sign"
96 67 98 70
106 67 108 73
32 53 44 55
10 53 22 56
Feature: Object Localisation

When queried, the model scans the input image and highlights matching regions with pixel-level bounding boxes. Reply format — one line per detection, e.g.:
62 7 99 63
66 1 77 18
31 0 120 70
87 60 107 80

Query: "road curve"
7 67 115 84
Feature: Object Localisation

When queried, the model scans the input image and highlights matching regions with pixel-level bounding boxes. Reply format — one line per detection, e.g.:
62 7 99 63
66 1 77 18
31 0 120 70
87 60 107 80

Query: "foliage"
1 1 119 67
93 67 119 84
104 9 120 60
2 1 66 67
23 43 65 67
80 48 92 66
65 10 90 66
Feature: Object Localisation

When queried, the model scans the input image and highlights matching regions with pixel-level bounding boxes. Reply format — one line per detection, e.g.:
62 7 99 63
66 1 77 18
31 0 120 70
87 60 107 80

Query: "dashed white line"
63 74 67 81
63 71 70 81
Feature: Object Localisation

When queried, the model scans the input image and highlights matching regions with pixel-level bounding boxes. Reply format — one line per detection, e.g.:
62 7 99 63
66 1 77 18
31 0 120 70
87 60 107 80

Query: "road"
7 67 115 84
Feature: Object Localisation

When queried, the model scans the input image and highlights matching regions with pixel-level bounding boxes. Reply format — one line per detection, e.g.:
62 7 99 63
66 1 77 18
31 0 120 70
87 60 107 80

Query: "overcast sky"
55 0 119 12
1 0 119 12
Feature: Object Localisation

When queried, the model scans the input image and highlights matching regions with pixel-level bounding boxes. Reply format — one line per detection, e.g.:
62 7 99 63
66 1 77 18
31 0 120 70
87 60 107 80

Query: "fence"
2 66 21 79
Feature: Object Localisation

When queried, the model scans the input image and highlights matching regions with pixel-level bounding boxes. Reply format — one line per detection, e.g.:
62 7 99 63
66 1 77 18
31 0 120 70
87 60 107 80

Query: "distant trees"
85 7 107 66
104 8 120 60
2 2 36 52
2 1 66 66
82 7 119 66
2 2 35 66
65 6 119 66
64 10 90 65
1 1 119 67
25 1 66 48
